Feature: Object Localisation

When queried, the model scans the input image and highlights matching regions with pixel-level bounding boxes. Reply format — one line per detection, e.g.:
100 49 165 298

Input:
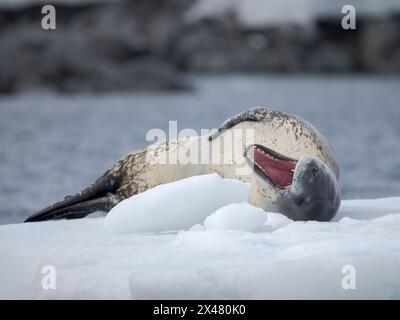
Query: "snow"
186 0 317 27
204 202 266 231
0 175 400 299
186 0 400 27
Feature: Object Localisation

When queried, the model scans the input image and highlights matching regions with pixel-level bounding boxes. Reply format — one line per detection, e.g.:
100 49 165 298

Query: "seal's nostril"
296 197 304 206
311 167 319 176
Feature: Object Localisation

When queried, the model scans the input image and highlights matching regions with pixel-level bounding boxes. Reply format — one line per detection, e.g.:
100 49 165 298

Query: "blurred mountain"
0 0 399 93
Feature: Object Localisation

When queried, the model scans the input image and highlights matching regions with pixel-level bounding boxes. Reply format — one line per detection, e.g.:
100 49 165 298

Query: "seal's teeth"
254 162 267 175
257 149 267 156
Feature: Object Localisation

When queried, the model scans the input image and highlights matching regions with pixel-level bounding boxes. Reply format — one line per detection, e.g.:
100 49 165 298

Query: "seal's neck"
248 177 278 211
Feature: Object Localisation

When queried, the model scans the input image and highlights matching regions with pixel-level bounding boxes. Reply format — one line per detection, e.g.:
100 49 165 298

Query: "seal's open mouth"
246 144 297 189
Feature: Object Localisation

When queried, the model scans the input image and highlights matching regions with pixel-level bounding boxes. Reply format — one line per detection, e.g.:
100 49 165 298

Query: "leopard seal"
25 107 341 222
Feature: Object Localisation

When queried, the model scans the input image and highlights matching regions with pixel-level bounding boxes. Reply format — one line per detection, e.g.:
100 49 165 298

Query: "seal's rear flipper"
25 194 118 222
25 169 121 222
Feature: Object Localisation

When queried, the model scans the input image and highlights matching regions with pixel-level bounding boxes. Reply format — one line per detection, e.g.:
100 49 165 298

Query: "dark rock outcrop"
0 0 193 93
0 1 399 93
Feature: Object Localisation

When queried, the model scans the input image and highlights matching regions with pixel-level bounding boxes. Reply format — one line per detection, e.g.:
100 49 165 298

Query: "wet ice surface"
0 193 399 299
0 75 400 224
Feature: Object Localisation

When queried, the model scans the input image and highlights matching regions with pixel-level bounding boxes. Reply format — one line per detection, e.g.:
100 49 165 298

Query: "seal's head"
211 107 341 221
245 145 340 221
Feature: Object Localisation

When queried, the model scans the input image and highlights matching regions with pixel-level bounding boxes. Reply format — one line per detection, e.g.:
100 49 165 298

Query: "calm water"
1 74 400 224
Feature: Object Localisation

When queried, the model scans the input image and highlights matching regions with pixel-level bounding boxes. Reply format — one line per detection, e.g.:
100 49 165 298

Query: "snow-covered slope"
186 0 400 27
0 174 399 299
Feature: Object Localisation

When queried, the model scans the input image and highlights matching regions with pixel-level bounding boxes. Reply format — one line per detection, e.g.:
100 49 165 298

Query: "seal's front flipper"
25 169 121 222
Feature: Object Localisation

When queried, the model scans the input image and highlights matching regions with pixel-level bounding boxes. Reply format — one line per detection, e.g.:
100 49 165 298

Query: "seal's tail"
24 169 121 222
